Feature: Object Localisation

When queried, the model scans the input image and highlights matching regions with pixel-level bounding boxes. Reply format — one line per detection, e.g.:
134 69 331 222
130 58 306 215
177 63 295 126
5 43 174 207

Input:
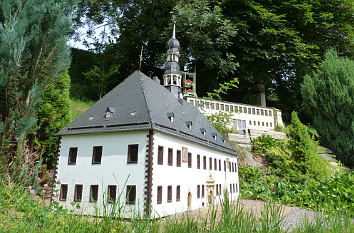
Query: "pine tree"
301 50 354 167
0 0 76 176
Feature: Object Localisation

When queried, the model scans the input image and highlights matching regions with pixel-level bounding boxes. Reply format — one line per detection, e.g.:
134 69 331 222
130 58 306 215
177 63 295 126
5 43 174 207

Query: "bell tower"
164 23 182 99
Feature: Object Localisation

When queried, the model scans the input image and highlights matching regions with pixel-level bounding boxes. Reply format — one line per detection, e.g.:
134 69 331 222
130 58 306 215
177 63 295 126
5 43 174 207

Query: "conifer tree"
0 0 76 176
301 50 354 167
37 71 72 168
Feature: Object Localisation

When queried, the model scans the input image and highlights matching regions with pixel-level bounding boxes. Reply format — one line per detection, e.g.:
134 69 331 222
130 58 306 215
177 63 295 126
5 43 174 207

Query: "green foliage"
266 112 331 182
207 77 238 100
83 64 119 99
204 110 233 135
0 0 76 176
251 135 282 154
1 178 352 232
239 165 354 216
301 49 354 167
37 71 72 168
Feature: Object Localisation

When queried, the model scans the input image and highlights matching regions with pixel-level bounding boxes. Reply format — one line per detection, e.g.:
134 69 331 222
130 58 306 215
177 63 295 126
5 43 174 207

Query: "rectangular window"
225 105 229 111
92 146 102 164
231 162 234 172
189 100 194 105
210 102 215 109
224 161 226 171
248 108 251 114
243 107 247 113
235 163 237 173
89 185 98 202
219 159 221 171
59 184 68 201
127 144 138 163
157 186 162 204
266 122 269 127
197 155 200 169
167 186 172 203
168 148 173 166
229 162 231 172
220 104 224 111
254 121 256 125
256 109 260 115
203 156 206 169
216 103 219 110
158 146 163 165
230 105 234 111
216 184 219 195
108 185 117 202
262 122 264 126
197 185 200 198
261 109 264 116
230 184 232 193
202 185 205 198
126 185 136 205
214 158 217 170
205 102 210 109
188 153 192 168
269 110 272 116
258 121 260 126
176 150 181 167
249 120 252 125
265 110 268 116
74 184 83 202
68 147 78 165
252 108 255 114
238 106 242 113
209 157 212 170
176 185 180 201
270 123 273 127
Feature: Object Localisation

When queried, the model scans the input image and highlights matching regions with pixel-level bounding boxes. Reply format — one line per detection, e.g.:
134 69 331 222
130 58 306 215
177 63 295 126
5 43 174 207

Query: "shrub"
251 134 282 154
205 110 233 135
301 49 354 167
36 71 71 168
266 112 331 182
238 165 354 216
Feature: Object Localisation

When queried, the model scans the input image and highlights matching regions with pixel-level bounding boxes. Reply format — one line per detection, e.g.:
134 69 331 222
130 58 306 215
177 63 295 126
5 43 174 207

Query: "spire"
172 22 176 39
163 22 182 100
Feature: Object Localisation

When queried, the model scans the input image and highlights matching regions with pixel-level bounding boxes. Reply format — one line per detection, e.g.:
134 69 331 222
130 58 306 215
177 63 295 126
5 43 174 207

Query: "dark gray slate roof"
59 71 237 156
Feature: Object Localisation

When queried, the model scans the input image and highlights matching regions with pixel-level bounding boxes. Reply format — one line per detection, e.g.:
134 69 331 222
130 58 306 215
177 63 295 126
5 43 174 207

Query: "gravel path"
280 206 321 231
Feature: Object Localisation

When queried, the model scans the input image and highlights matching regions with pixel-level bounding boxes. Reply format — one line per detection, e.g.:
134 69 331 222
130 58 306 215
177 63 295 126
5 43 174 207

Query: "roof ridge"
139 73 153 124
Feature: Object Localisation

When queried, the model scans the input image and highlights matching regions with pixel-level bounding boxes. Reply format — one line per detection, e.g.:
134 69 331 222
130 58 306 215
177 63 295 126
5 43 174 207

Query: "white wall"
55 131 148 217
185 97 284 131
151 131 239 217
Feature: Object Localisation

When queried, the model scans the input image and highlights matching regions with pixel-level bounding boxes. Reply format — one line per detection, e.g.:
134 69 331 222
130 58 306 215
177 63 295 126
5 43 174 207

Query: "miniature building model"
184 97 284 132
54 25 239 218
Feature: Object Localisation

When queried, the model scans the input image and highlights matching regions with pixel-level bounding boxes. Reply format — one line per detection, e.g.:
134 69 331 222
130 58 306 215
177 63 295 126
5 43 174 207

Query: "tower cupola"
164 23 182 99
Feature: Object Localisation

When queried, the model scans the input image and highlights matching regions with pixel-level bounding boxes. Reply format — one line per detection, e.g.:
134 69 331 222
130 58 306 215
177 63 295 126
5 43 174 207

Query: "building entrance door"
187 192 192 209
206 173 215 205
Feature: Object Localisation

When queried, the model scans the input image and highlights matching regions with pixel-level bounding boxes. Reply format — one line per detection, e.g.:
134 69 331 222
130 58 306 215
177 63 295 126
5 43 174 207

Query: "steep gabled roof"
59 71 237 156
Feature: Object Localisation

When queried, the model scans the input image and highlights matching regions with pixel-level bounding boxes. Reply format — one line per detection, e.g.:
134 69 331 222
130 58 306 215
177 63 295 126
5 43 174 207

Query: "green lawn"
70 98 95 121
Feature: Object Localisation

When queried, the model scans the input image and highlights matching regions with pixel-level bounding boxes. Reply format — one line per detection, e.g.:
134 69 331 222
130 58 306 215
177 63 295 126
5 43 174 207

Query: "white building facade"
185 97 284 132
55 129 238 218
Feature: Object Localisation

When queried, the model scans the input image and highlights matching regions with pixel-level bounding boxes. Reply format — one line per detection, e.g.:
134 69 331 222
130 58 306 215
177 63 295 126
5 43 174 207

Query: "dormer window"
185 121 192 130
105 107 115 119
200 128 206 136
167 112 174 123
211 133 217 140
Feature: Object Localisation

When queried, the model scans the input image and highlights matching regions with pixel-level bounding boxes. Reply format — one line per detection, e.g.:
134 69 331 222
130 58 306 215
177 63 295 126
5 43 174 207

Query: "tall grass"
0 180 352 232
